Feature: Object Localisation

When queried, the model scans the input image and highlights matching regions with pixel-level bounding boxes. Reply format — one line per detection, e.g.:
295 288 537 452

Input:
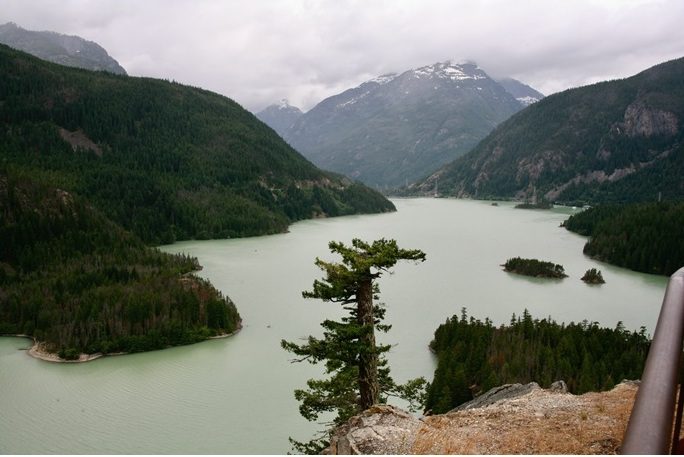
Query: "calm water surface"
0 198 668 454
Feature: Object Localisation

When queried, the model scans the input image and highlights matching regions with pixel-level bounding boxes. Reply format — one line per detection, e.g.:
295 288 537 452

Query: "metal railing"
622 267 684 454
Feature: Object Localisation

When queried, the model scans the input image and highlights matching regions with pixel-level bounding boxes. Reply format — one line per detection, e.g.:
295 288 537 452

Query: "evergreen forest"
563 201 684 276
0 170 240 357
0 43 394 358
502 257 567 278
425 309 650 414
0 44 394 245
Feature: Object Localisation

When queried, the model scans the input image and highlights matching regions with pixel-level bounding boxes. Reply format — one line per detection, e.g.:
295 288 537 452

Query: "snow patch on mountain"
516 96 541 106
277 99 295 109
337 90 371 108
370 73 397 85
412 60 487 81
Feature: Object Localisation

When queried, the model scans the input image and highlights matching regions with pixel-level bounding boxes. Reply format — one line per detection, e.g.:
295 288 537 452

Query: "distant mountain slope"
256 99 303 138
496 78 544 106
283 61 532 188
410 57 684 204
0 44 394 244
0 22 126 75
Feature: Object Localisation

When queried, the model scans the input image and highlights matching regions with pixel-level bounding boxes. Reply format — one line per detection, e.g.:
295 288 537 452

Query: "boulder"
450 382 540 412
327 405 421 455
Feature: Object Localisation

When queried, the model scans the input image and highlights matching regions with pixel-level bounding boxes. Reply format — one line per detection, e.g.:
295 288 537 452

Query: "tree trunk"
357 277 379 410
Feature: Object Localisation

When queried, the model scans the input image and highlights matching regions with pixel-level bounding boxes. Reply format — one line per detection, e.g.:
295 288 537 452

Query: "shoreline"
5 325 242 363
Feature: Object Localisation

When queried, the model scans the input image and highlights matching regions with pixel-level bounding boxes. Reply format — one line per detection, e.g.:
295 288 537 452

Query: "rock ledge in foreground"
326 381 638 454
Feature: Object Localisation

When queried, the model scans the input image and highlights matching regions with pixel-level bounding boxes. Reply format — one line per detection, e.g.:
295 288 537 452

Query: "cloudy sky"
1 0 683 112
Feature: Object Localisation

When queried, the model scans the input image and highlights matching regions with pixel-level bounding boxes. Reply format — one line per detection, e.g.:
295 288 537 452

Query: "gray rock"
327 405 421 455
623 101 678 138
550 380 568 393
450 382 540 412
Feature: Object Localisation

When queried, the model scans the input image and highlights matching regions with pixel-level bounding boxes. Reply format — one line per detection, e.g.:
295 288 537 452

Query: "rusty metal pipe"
622 267 684 454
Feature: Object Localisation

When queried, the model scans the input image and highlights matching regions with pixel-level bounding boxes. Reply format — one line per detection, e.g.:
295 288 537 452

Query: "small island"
515 200 553 210
581 268 605 284
503 257 567 278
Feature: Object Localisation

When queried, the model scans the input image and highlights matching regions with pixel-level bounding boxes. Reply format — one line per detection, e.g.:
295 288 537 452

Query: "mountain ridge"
408 56 684 204
496 77 544 106
275 60 541 188
0 22 127 75
0 43 394 245
255 99 303 138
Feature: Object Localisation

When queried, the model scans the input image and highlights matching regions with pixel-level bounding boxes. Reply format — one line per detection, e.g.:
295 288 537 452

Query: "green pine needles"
281 238 426 453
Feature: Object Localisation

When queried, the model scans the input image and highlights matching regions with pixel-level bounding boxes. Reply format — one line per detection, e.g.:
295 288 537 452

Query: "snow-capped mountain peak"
411 60 487 81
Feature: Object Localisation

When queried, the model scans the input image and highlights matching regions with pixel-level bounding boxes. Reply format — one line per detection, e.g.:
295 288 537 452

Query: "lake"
0 198 668 454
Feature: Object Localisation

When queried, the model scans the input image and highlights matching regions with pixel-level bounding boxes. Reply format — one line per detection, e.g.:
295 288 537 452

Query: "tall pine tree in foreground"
282 238 426 453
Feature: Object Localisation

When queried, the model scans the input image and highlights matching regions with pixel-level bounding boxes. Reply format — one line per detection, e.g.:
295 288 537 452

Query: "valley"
0 6 682 454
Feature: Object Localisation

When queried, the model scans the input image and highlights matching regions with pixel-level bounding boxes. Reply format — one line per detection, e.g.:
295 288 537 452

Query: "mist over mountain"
261 60 542 189
0 22 126 75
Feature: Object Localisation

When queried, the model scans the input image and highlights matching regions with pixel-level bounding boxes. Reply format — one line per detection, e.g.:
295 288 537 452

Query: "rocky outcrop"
623 101 678 137
450 382 540 412
326 405 422 455
326 382 638 454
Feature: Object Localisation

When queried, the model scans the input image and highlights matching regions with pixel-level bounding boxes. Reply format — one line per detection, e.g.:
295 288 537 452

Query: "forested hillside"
0 44 394 245
0 170 240 357
563 202 684 275
425 309 649 414
410 57 684 204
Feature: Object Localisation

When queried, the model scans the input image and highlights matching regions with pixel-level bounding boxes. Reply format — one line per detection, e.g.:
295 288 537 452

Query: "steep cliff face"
326 381 638 455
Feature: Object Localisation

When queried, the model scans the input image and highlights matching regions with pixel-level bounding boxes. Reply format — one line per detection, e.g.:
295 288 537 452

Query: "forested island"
0 170 241 359
0 44 398 359
563 202 684 276
581 268 605 284
514 200 553 209
425 309 650 414
502 257 567 278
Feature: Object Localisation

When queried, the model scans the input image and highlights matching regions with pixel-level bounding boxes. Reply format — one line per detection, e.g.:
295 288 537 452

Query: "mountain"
496 78 544 106
0 22 127 75
282 61 536 188
0 169 241 357
0 44 394 245
255 99 303 138
410 57 684 204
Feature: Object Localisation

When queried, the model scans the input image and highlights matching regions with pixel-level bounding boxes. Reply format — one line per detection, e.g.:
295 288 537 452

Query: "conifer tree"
282 238 426 452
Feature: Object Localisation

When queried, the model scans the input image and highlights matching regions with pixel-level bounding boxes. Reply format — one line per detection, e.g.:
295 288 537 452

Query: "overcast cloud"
1 0 682 112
